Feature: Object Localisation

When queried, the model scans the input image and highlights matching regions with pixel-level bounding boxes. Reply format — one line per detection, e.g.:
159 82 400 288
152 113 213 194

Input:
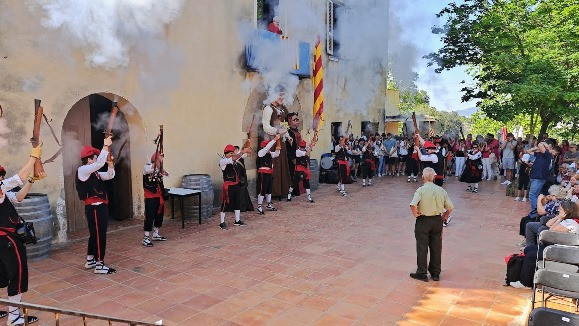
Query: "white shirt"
258 139 280 158
560 219 579 234
77 149 115 181
334 145 351 154
467 150 482 160
296 148 308 157
0 175 23 205
420 153 438 163
261 105 281 136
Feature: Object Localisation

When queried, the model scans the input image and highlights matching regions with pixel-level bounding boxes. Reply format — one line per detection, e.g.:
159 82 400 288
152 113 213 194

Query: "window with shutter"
327 0 343 59
326 0 334 55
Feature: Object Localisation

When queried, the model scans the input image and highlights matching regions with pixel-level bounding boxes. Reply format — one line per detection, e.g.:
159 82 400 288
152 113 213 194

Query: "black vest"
296 154 309 168
234 158 248 185
336 147 347 160
76 171 108 202
435 151 445 175
222 163 238 182
143 173 164 194
0 195 20 232
257 152 273 169
363 148 374 161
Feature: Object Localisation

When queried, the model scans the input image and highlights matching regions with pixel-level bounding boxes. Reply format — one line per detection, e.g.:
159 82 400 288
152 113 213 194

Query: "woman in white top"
398 138 408 176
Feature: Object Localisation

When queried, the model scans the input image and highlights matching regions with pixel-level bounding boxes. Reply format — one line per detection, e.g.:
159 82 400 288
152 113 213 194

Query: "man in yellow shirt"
409 167 454 282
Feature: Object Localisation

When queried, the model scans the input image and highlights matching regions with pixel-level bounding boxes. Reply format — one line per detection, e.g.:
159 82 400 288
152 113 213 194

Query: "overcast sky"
393 0 478 112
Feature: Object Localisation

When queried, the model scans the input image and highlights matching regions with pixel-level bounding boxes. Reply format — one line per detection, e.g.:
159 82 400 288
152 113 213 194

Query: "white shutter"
326 0 334 55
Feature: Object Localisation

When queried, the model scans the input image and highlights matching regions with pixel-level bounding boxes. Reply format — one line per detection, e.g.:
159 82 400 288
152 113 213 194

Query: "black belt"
420 214 441 218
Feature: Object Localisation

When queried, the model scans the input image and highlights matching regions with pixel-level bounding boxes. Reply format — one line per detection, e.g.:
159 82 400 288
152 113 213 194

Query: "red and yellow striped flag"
312 38 324 132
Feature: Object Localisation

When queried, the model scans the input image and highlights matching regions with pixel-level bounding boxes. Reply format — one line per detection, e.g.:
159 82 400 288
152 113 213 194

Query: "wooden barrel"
13 193 53 261
182 174 214 219
309 159 319 190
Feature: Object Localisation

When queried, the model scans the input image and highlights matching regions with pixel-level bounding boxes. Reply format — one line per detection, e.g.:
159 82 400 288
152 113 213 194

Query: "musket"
105 101 119 162
459 126 466 142
243 114 256 156
411 112 420 147
158 125 164 176
31 99 45 178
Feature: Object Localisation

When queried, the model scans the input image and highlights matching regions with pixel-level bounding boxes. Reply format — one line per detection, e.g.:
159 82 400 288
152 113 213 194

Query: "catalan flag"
312 38 324 132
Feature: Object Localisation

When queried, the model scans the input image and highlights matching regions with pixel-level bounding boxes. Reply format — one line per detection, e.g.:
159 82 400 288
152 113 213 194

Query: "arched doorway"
62 94 133 232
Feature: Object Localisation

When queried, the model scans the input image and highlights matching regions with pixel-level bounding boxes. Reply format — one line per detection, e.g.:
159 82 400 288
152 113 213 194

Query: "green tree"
426 0 579 136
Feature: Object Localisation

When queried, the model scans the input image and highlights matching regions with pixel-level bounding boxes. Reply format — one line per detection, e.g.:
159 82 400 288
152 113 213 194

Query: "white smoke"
28 0 184 69
241 0 324 105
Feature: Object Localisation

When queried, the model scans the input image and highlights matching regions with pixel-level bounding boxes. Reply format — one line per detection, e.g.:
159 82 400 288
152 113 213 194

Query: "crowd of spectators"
329 132 578 196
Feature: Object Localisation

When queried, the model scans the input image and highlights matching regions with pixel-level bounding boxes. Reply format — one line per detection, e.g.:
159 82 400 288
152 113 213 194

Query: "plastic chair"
532 268 579 310
528 307 579 326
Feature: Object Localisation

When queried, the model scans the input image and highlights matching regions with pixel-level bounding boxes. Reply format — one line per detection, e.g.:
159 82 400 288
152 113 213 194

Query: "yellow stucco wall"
0 0 388 240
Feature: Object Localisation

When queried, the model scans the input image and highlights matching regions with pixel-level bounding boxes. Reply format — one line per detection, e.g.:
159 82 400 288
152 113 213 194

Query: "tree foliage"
426 0 579 136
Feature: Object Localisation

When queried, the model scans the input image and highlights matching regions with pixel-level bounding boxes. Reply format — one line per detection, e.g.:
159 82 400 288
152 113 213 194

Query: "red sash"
258 167 273 174
338 159 350 176
365 159 376 171
221 180 239 205
295 165 311 180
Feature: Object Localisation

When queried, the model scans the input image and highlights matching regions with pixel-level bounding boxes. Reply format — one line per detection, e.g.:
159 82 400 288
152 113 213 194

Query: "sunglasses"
292 118 300 122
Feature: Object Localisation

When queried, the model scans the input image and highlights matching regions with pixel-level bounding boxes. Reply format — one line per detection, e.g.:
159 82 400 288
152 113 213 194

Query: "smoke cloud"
240 0 324 105
28 0 184 69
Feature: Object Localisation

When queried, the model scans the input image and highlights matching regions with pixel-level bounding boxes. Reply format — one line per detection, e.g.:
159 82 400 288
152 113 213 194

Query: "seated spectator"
519 185 566 238
268 16 284 35
563 143 578 164
512 200 579 288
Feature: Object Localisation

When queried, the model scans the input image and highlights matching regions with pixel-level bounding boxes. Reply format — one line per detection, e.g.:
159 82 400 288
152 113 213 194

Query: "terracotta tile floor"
4 176 552 325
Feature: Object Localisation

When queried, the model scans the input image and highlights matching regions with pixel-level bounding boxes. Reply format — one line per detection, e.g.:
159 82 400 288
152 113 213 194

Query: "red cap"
260 140 270 148
80 146 101 159
0 165 5 176
224 144 236 154
424 141 436 149
298 140 306 148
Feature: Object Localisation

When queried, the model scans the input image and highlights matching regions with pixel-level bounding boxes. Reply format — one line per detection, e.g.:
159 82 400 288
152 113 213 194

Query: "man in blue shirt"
526 141 552 219
383 133 397 176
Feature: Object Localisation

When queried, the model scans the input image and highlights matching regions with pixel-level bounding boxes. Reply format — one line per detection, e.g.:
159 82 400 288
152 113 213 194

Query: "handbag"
15 215 37 245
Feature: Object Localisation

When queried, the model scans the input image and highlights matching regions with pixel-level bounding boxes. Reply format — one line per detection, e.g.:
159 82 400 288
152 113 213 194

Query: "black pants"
414 215 443 276
221 184 241 212
520 244 546 287
407 157 419 176
434 177 444 187
291 171 310 190
0 235 29 296
362 162 374 179
144 197 164 231
257 172 272 196
338 164 348 184
85 204 109 261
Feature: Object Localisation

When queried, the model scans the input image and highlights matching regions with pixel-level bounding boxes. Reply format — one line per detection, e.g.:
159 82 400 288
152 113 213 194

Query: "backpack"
505 253 525 285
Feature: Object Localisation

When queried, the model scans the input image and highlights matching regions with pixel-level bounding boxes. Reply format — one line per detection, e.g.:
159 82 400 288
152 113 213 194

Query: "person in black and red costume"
256 135 281 215
219 144 251 229
287 139 316 203
415 134 444 187
335 136 350 196
142 152 169 247
362 137 377 187
0 145 44 325
76 136 117 274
